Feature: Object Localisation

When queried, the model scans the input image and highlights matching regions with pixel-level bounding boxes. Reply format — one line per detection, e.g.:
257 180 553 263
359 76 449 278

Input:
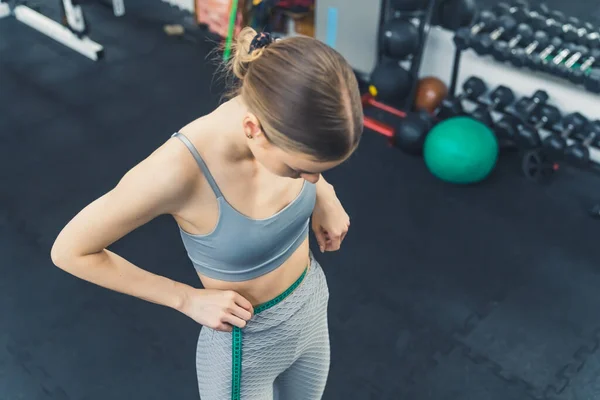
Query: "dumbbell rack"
363 0 437 138
450 0 600 95
445 77 600 220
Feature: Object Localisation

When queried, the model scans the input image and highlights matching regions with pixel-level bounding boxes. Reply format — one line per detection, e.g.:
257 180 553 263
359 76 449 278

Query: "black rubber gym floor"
2 1 600 400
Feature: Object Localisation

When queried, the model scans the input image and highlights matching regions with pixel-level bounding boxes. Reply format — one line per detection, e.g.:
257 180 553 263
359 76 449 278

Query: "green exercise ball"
423 116 499 184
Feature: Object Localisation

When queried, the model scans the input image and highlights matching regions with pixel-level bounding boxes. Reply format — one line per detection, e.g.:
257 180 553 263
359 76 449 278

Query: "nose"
301 173 320 184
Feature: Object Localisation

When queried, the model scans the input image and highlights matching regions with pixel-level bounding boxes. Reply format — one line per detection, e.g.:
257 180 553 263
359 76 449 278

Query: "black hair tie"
249 32 274 54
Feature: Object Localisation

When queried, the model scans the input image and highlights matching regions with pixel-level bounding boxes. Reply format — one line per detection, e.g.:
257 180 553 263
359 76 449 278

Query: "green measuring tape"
230 267 308 399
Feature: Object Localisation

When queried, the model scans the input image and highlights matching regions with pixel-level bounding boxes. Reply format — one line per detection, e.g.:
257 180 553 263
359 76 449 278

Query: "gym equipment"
492 1 529 24
528 37 563 69
528 9 566 37
470 85 515 126
491 23 534 61
390 0 428 12
453 10 496 50
380 18 419 59
436 76 487 120
521 148 557 182
472 15 517 55
361 93 434 154
561 18 596 45
557 45 588 80
414 76 448 113
368 60 412 103
423 116 499 184
572 48 600 84
363 0 437 142
564 120 600 166
542 112 587 156
223 0 240 60
60 0 88 36
456 1 600 94
432 0 477 31
540 43 580 74
393 110 434 155
510 89 549 121
0 0 106 60
495 116 519 143
516 104 561 149
584 68 600 93
509 30 549 67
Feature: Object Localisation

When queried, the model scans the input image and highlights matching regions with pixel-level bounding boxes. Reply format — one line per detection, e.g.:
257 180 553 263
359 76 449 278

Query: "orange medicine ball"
414 76 448 114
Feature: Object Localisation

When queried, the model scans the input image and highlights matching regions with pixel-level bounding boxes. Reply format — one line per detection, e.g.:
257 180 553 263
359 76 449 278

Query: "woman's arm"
50 141 253 332
312 175 350 252
51 142 197 310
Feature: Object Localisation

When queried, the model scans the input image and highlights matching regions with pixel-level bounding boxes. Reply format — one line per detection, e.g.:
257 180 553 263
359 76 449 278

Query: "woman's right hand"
180 288 254 332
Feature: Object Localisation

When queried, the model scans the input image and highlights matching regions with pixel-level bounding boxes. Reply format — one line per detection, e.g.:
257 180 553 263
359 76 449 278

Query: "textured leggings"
196 255 330 399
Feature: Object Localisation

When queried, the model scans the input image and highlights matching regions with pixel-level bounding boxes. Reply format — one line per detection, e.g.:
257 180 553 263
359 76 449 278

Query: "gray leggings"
196 255 331 399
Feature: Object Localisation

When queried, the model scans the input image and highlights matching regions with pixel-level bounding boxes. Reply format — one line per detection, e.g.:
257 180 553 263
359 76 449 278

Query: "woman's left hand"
311 184 350 253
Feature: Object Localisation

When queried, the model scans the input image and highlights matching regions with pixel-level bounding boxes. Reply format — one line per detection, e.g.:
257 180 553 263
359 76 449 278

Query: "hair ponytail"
230 27 269 80
220 26 364 162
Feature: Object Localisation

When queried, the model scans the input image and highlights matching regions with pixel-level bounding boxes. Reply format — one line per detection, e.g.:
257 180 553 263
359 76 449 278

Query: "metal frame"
0 1 105 61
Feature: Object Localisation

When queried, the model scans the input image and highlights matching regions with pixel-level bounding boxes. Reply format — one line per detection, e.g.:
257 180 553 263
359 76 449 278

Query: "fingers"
323 226 348 251
215 323 233 332
230 291 254 315
314 228 328 253
229 305 252 322
222 313 248 329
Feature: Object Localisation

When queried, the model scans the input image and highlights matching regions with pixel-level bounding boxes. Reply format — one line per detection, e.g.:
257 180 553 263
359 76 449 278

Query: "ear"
242 113 263 139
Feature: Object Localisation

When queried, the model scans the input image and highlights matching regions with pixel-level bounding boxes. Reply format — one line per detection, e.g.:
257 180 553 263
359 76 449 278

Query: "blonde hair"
223 27 363 161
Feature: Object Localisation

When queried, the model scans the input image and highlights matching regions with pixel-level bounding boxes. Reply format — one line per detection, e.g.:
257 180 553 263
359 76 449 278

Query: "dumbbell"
564 120 600 166
472 15 518 55
541 43 581 75
495 116 519 143
527 37 563 70
435 76 487 120
584 69 600 93
510 30 549 67
542 112 588 157
573 49 600 90
491 23 534 62
454 10 498 50
516 104 561 149
470 85 515 126
561 18 597 45
528 9 565 37
510 90 549 122
558 45 590 81
586 31 600 49
492 1 530 25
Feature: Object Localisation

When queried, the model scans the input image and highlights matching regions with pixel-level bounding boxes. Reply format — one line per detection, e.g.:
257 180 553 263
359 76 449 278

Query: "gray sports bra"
171 132 317 282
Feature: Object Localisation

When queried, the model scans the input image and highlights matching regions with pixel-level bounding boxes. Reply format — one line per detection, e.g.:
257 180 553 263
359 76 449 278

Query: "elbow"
50 242 70 269
50 236 79 270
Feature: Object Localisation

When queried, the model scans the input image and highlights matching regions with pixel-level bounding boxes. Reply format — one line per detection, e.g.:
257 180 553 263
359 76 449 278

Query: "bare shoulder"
51 132 203 260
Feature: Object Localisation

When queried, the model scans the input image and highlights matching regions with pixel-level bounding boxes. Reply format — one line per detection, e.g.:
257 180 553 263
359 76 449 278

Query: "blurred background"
2 1 600 400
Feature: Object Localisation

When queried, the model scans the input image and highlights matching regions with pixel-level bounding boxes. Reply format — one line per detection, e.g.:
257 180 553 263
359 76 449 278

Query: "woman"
51 27 363 399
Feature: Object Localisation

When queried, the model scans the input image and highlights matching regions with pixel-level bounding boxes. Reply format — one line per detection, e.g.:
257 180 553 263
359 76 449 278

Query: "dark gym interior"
2 0 600 399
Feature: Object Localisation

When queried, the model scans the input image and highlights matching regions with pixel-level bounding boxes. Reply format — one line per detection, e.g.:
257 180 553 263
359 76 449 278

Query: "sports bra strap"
171 132 223 198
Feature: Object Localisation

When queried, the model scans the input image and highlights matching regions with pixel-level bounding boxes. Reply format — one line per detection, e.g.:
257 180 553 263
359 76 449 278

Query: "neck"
214 96 255 162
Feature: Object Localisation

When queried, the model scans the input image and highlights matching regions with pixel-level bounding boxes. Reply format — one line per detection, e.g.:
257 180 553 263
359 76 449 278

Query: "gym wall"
314 0 382 77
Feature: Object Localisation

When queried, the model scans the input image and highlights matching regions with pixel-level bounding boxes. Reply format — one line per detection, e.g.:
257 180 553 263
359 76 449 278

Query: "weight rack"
447 77 600 188
449 0 600 95
363 0 437 137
